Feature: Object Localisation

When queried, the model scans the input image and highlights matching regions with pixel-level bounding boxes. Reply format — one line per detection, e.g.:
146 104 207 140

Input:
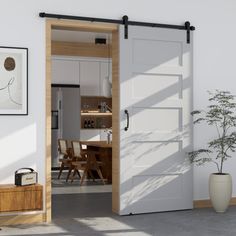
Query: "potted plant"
188 90 236 212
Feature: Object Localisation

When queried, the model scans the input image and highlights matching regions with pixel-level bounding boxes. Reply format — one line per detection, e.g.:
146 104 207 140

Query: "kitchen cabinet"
52 59 79 84
52 57 111 95
80 61 100 96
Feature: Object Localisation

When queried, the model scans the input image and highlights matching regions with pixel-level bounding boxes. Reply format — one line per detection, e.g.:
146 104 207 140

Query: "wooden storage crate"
0 184 43 212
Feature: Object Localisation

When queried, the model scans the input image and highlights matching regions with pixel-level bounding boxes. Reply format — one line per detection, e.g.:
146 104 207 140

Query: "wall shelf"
81 96 112 129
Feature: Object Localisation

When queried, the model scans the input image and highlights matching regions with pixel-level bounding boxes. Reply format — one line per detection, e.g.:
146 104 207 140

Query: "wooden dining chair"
57 139 73 181
70 141 105 185
80 149 106 185
70 141 87 183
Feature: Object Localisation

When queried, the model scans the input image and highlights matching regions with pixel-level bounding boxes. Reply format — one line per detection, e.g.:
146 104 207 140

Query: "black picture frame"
0 46 28 115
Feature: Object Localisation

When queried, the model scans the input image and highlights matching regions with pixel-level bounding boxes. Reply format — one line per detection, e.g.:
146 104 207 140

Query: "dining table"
80 141 112 183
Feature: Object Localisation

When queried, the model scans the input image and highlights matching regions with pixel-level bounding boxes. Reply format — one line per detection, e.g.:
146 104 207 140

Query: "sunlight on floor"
74 217 152 236
0 224 68 236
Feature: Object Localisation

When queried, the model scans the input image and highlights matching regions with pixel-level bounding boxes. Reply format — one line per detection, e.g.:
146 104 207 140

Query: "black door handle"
124 109 129 131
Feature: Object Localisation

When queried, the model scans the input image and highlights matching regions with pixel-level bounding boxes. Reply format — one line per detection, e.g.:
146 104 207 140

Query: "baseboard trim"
194 197 236 208
0 213 46 226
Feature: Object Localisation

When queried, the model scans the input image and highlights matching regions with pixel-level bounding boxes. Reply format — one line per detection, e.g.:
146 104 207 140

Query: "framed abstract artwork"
0 46 28 115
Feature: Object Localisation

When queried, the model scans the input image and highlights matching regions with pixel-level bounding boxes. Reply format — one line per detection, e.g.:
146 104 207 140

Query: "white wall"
1 0 236 203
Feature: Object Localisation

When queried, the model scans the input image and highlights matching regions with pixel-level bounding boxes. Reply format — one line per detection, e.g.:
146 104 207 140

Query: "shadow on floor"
1 193 236 236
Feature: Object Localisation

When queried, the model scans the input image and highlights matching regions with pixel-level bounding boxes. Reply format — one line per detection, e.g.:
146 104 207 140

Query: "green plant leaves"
188 90 236 173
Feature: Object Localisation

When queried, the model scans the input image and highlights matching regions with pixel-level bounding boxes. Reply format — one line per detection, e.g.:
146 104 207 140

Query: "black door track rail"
39 12 195 43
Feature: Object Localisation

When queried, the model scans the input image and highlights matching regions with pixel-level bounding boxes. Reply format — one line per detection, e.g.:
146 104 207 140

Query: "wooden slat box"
0 184 43 212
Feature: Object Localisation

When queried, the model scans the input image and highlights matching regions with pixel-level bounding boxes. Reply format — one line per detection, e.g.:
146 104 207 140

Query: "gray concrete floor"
0 193 236 236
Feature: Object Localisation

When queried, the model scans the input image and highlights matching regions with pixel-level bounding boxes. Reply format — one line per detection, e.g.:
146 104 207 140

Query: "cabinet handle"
124 110 129 131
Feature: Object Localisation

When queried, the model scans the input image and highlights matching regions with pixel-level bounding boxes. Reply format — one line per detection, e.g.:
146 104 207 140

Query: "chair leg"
58 163 64 179
80 168 88 186
71 167 77 183
77 170 81 179
66 166 73 182
97 168 105 185
88 170 95 182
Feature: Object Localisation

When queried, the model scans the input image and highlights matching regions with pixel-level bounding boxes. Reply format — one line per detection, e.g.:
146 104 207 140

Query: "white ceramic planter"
209 173 232 212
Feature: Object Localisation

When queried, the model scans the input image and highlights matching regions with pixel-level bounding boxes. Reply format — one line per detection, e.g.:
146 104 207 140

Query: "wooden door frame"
45 19 120 222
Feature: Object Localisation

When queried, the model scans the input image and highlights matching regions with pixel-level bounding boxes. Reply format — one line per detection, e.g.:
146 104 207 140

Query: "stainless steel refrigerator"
51 84 80 168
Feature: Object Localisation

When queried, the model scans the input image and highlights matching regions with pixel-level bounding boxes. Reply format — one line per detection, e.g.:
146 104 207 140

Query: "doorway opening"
46 20 119 222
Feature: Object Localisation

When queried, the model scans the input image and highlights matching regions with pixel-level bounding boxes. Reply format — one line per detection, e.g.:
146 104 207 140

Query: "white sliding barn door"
119 25 193 215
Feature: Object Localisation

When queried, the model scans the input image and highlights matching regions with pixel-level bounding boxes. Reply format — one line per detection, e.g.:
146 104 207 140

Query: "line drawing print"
0 47 28 115
0 77 22 106
0 56 22 106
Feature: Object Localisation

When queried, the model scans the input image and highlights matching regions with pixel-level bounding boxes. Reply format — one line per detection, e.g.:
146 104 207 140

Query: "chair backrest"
71 140 82 158
58 139 68 156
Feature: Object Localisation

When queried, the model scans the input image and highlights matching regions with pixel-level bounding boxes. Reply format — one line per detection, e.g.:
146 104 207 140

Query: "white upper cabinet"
52 57 111 97
80 61 100 96
52 59 79 84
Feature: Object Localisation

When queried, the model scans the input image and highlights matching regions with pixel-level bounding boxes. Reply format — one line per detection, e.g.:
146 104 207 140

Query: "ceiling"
52 30 112 43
